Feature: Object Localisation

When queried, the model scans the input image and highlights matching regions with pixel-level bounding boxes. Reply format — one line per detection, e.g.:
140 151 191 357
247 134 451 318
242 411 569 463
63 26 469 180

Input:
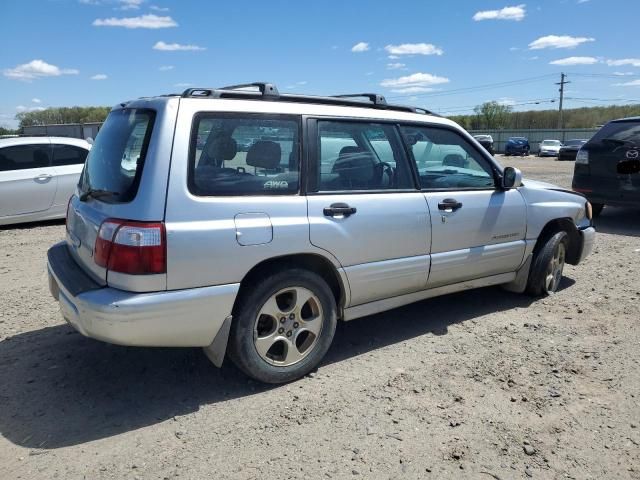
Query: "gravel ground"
1 156 639 480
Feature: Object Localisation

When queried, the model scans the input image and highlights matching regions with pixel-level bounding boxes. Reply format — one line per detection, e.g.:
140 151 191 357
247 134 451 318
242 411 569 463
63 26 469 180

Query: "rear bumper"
47 242 239 347
576 226 596 264
572 174 640 207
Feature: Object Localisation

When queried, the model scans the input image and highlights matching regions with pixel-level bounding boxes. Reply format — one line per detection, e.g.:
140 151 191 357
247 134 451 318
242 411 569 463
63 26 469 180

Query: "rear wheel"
591 203 604 217
227 268 337 383
526 231 569 296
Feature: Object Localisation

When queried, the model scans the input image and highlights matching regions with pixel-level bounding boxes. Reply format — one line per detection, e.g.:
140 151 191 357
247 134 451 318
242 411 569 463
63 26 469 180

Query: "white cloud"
3 59 79 81
390 86 435 94
16 105 27 112
16 105 45 112
149 5 169 11
509 47 520 51
549 56 599 65
31 98 41 103
93 14 177 28
91 73 108 80
386 62 406 70
606 58 640 67
153 41 206 51
351 42 370 52
614 79 640 87
117 0 144 10
384 43 443 56
497 97 516 106
529 35 595 50
577 0 589 3
473 4 526 21
174 82 192 87
381 72 450 90
613 71 635 76
158 65 174 71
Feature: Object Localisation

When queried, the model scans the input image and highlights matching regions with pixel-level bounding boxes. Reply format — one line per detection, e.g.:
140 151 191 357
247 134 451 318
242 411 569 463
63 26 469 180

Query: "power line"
556 73 570 128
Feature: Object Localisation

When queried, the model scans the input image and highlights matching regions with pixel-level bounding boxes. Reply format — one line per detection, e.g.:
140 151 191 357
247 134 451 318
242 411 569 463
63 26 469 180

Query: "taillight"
575 149 589 165
95 219 166 275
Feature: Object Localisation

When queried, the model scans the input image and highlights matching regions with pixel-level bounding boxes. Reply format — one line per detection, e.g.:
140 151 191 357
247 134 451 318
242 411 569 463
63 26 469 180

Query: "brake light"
95 219 166 275
575 149 589 165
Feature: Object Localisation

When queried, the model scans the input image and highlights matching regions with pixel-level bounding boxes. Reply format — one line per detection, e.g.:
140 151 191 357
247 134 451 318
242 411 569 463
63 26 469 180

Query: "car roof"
610 116 640 123
0 136 91 149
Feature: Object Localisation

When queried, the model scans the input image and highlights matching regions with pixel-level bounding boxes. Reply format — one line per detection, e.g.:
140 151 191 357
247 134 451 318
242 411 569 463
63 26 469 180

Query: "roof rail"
331 93 387 105
180 81 435 115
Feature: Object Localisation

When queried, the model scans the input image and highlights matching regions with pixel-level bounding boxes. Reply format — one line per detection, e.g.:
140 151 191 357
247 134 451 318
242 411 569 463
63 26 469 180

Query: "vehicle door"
399 124 526 288
51 143 89 210
306 119 431 307
0 141 57 217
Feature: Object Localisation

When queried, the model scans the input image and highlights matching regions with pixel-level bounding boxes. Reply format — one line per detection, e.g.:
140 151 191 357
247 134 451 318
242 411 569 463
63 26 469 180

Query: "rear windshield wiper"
601 138 637 147
79 188 120 202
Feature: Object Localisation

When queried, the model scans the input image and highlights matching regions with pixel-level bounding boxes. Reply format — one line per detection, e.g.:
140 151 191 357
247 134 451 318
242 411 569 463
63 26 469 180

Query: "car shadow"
594 206 640 237
0 284 550 450
0 219 65 231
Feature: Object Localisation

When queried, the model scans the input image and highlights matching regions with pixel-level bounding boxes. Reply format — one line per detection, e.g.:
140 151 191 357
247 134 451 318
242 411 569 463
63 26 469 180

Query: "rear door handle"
323 202 357 218
438 198 463 212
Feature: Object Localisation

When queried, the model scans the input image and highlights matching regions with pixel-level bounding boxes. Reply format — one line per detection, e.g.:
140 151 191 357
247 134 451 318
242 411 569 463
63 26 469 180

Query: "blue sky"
1 0 639 128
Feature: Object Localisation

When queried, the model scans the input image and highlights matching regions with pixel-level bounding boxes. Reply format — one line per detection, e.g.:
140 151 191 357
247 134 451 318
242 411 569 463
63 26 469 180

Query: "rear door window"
589 121 640 148
0 144 51 172
52 144 89 166
79 108 155 203
189 114 300 196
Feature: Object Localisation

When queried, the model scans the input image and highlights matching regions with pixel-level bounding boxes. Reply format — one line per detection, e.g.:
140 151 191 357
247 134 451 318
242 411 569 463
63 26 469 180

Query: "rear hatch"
580 119 640 194
66 98 178 291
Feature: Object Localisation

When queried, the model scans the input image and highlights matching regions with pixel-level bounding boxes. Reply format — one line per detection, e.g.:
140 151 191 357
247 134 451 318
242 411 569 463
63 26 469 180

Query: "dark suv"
504 137 530 156
572 117 640 216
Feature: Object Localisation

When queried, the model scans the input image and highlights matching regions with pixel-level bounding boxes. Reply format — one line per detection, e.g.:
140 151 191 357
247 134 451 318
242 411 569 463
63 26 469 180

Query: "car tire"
591 203 604 217
227 268 338 384
526 231 569 296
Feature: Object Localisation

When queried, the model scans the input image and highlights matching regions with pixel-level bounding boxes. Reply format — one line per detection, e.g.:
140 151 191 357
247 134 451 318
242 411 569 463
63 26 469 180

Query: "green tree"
16 106 111 128
472 101 513 129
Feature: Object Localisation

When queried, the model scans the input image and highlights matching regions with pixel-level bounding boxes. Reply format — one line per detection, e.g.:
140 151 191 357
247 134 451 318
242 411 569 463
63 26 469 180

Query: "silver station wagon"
47 83 596 383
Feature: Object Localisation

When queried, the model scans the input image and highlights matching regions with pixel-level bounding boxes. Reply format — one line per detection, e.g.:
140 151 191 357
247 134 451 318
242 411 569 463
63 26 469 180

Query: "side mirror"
502 166 522 189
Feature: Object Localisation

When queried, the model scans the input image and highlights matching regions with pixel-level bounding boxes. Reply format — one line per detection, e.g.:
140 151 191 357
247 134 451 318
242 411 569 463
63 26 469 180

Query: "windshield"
542 140 561 146
564 139 587 147
79 108 155 203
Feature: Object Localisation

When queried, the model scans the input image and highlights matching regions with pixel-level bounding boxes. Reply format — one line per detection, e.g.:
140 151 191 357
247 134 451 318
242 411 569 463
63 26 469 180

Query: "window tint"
190 115 299 196
315 121 413 192
80 108 155 203
400 126 495 190
52 144 89 166
589 121 640 146
0 144 51 172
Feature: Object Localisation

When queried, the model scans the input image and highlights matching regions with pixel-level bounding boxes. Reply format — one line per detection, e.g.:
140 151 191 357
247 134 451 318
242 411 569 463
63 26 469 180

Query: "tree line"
450 102 640 131
3 103 640 135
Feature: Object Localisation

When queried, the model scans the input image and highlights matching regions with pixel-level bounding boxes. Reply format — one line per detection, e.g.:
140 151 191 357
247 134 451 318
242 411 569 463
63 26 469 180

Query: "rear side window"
189 114 300 196
80 109 155 203
0 144 50 172
52 144 89 166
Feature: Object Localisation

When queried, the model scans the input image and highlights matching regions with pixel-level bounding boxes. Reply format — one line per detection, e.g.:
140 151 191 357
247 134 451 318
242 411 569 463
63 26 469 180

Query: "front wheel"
227 269 337 383
526 231 569 296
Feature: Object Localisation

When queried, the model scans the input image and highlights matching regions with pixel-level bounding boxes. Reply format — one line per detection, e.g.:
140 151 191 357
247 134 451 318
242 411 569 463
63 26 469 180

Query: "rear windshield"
589 121 640 147
79 108 155 203
564 139 587 147
542 140 561 146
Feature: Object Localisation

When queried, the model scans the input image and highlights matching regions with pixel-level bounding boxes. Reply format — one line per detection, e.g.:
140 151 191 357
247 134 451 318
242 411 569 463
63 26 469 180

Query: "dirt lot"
1 156 639 480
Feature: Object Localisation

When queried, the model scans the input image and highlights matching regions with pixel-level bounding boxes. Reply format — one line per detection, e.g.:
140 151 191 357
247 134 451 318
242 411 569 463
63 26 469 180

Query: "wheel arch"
534 218 581 265
234 253 348 316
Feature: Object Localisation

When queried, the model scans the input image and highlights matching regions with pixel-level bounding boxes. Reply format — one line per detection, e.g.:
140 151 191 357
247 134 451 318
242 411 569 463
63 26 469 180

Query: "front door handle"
323 202 357 218
34 173 53 182
438 198 463 212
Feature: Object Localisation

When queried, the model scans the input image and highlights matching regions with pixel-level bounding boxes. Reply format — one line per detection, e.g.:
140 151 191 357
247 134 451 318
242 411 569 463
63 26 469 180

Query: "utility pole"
556 72 570 130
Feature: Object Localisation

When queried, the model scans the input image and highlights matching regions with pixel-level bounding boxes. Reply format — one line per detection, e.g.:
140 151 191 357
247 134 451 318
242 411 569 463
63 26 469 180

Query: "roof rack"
180 82 435 115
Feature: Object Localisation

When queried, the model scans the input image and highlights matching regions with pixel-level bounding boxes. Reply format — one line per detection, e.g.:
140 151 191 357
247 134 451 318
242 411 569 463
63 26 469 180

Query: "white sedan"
0 136 91 226
537 139 562 157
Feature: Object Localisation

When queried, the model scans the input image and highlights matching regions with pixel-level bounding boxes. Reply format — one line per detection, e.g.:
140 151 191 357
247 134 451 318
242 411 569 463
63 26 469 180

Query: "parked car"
46 83 595 384
572 117 640 217
538 139 562 157
504 137 530 156
558 139 588 161
0 136 90 226
473 134 494 155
